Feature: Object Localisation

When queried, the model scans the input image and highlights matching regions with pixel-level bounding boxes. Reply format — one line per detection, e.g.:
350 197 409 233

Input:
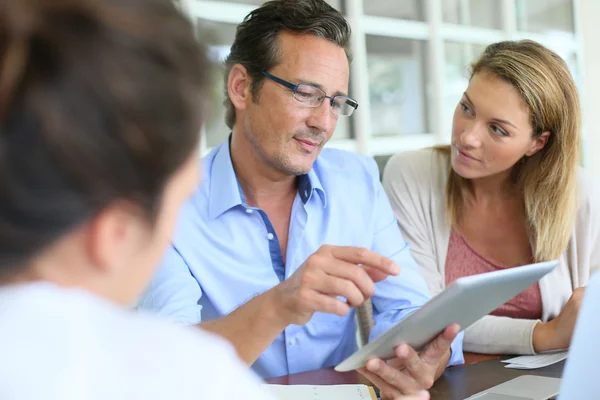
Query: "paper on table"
502 350 568 369
264 384 375 400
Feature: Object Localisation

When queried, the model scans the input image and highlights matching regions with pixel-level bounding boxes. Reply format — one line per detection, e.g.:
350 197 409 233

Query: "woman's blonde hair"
439 40 581 262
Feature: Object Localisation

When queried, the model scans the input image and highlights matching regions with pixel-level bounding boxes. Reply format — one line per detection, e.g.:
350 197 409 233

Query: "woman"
383 40 600 355
0 0 276 398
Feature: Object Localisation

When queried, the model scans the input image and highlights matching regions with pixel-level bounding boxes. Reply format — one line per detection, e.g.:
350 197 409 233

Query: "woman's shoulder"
382 147 450 192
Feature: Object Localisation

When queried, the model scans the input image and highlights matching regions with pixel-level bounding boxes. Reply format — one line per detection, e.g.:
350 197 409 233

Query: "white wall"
580 1 600 179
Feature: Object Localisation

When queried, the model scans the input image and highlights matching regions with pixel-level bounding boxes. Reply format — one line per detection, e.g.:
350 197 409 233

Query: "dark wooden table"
430 356 564 399
265 353 565 399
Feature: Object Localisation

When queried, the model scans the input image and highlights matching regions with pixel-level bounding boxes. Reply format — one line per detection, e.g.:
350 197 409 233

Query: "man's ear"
227 63 252 112
526 131 550 157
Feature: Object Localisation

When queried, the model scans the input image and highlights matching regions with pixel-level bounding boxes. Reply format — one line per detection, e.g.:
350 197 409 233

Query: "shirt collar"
300 167 327 208
207 138 327 220
207 141 243 220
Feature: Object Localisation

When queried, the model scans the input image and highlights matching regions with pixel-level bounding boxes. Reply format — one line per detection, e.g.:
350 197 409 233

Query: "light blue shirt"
139 140 464 378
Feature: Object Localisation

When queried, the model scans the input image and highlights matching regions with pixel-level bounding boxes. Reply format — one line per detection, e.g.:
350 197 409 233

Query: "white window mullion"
441 24 504 45
346 0 372 156
458 0 471 26
572 0 587 166
362 17 429 40
325 138 357 153
189 1 254 24
369 135 437 156
573 0 585 77
504 0 518 38
426 0 447 145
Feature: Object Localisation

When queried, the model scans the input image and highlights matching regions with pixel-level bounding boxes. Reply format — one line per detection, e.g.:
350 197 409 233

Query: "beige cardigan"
382 148 600 355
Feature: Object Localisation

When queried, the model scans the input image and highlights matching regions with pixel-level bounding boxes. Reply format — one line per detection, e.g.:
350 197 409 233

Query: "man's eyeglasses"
261 71 358 117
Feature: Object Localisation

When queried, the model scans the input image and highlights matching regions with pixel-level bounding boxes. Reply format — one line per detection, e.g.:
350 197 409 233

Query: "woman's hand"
533 287 585 352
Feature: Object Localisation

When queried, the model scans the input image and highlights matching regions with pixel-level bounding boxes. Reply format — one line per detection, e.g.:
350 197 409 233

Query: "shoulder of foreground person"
0 285 274 400
114 303 276 400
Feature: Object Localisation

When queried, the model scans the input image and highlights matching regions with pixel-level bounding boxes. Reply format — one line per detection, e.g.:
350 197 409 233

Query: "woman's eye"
460 102 472 114
491 125 508 136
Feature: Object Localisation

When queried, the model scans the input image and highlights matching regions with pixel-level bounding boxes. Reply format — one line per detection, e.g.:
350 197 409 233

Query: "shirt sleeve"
137 246 203 325
367 158 464 366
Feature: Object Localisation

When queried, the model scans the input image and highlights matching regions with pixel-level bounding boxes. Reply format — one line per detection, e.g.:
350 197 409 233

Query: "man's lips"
295 138 320 151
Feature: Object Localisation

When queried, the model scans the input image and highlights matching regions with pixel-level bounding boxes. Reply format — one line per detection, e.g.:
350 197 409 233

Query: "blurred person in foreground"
0 0 272 398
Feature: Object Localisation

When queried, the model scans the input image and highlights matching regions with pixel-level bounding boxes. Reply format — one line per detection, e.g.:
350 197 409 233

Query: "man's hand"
201 245 400 366
269 245 401 326
358 324 460 399
397 391 430 400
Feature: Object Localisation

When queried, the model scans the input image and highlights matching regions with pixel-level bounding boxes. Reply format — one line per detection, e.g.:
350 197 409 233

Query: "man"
140 0 463 396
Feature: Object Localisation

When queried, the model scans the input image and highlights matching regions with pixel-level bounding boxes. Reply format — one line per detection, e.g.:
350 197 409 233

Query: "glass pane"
366 36 429 136
565 52 580 88
516 0 574 34
559 51 581 97
442 0 502 29
196 19 237 148
327 0 343 11
443 42 488 139
363 0 424 21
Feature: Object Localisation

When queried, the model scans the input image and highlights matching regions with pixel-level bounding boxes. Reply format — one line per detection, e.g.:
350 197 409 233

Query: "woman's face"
450 71 548 180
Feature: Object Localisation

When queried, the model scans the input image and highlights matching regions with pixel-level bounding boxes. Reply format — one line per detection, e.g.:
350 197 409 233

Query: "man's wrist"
261 286 292 329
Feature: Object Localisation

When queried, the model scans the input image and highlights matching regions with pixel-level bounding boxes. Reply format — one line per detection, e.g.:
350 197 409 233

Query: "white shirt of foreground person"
0 282 273 400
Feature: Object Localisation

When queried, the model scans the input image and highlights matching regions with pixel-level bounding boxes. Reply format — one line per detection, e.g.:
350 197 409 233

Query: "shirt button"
245 208 253 214
267 233 274 240
288 338 296 346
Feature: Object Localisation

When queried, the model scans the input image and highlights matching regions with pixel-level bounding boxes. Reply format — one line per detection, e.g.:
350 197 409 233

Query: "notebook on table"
264 384 377 400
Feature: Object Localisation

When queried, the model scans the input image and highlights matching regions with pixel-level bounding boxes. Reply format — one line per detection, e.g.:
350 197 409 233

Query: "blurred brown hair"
0 0 210 271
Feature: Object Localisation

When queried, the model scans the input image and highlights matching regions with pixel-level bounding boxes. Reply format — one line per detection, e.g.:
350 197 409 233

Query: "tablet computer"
335 260 558 372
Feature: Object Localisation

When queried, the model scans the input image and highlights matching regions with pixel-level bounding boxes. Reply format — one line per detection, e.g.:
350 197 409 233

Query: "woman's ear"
526 131 551 157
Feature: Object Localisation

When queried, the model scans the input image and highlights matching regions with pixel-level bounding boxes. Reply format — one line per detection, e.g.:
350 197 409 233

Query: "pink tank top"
445 230 543 320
